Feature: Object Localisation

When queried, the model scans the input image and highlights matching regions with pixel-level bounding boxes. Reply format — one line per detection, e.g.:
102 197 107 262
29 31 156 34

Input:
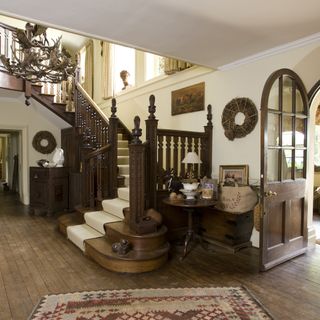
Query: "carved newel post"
145 95 158 208
203 104 213 178
129 116 158 234
129 116 145 231
108 98 118 198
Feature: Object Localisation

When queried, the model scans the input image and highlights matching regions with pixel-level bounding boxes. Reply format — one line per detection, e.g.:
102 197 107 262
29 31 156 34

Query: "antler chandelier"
0 23 76 83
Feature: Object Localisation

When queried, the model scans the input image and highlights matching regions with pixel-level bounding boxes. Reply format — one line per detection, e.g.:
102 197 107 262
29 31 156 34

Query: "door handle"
264 190 277 197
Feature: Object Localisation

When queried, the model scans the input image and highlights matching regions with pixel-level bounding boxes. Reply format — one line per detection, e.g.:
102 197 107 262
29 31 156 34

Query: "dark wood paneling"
61 127 79 171
29 167 69 215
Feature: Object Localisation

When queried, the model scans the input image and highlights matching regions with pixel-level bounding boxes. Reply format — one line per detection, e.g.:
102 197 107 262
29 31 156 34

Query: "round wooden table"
163 198 216 259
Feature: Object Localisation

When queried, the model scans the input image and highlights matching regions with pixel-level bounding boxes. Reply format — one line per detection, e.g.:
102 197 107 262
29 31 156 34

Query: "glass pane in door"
283 76 293 113
295 149 305 179
267 149 279 182
296 89 305 114
268 113 280 146
295 118 305 147
282 116 293 146
268 81 279 110
282 149 293 180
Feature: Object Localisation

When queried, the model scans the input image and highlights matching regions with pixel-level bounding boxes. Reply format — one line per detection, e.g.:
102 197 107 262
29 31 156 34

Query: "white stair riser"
118 140 128 148
118 148 129 156
118 165 129 175
124 175 129 187
118 187 129 201
117 156 129 165
102 198 129 219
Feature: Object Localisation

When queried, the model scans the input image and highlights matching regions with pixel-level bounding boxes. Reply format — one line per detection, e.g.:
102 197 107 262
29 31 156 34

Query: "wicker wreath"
222 97 258 140
32 131 57 154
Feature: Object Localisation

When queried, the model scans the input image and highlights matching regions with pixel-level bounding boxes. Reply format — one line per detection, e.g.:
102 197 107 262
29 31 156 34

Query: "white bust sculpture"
52 147 64 167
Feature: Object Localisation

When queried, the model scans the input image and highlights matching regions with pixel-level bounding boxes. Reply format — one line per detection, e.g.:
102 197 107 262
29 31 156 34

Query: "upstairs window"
145 52 164 81
79 46 86 84
112 44 135 94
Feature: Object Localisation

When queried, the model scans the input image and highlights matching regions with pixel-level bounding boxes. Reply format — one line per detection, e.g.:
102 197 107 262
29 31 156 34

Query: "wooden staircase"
0 21 213 274
29 82 75 125
59 128 169 273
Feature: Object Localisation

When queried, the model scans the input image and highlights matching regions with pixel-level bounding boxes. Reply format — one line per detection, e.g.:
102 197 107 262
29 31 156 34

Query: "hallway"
0 191 320 319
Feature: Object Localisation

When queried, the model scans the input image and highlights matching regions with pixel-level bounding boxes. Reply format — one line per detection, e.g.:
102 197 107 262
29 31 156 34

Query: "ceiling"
0 0 320 69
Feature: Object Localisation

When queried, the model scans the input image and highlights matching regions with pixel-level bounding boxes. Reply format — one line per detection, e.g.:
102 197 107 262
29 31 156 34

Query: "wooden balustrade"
0 16 212 214
0 23 21 71
75 85 118 208
144 96 213 209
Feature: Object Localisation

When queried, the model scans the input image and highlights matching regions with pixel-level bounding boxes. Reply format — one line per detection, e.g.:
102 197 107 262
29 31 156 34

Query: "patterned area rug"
29 287 273 320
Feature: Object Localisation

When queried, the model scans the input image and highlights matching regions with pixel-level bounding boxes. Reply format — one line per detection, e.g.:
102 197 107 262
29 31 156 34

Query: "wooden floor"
1 191 320 319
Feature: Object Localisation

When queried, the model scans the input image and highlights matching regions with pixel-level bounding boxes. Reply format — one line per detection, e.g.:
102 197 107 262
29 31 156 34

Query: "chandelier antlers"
0 23 76 83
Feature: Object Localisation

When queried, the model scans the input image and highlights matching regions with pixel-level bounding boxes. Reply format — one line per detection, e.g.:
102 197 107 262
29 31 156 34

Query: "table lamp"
181 152 202 200
182 151 202 181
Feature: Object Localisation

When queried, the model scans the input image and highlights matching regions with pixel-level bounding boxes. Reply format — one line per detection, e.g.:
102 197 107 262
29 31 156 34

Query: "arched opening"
308 81 320 244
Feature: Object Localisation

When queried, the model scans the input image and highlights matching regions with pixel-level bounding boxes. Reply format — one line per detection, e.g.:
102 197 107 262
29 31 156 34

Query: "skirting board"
308 225 316 246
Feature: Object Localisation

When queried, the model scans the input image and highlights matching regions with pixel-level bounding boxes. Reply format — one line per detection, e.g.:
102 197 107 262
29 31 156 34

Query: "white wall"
0 90 70 204
99 41 320 178
96 40 320 247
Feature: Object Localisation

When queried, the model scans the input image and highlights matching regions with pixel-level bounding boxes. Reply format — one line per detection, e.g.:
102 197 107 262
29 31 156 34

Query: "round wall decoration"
32 131 57 154
222 97 258 141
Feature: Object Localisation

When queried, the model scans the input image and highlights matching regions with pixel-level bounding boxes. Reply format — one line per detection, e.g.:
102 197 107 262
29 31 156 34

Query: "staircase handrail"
0 22 16 32
84 144 111 160
144 95 213 209
76 83 110 125
157 128 206 138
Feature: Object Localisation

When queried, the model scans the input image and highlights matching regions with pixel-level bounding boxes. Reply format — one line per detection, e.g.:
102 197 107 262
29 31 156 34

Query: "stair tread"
85 236 170 261
67 224 103 251
102 198 129 218
84 210 122 234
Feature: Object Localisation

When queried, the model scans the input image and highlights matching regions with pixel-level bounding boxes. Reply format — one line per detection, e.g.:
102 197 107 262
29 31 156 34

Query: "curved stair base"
58 214 170 273
85 236 169 273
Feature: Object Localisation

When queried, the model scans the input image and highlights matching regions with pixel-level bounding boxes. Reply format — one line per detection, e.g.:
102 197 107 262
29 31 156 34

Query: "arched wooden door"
260 68 309 271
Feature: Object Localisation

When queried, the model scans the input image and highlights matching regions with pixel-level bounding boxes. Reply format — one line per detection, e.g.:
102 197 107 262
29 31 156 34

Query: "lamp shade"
182 152 202 164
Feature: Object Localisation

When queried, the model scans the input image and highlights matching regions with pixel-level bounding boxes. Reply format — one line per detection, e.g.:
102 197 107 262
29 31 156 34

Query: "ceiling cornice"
218 32 320 71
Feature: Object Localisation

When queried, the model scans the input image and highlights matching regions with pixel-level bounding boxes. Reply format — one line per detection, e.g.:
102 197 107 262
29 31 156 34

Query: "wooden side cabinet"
201 207 254 253
29 167 69 215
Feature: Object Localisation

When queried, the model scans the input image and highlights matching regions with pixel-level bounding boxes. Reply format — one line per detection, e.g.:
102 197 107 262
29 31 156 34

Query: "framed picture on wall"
219 165 249 185
171 82 205 116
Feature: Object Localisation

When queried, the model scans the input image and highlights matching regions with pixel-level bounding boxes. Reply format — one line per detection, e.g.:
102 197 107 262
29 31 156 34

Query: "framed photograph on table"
219 165 249 185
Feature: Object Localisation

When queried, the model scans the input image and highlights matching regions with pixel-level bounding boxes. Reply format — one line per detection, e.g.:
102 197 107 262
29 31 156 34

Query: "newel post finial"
148 94 156 120
132 116 142 144
207 104 213 126
111 98 117 118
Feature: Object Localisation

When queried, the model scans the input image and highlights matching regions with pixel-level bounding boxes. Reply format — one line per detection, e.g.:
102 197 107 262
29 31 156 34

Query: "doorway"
0 129 23 200
308 81 320 245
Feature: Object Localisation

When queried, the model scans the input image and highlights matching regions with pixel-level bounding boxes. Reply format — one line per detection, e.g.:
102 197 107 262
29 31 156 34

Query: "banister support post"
145 95 158 208
203 104 213 178
129 116 146 232
107 98 118 198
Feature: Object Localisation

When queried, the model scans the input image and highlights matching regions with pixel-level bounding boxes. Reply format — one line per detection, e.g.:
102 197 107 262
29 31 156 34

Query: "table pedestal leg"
180 208 194 260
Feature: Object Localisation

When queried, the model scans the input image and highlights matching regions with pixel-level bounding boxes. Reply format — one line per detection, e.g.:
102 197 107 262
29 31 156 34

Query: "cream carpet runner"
66 134 130 252
29 286 273 319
